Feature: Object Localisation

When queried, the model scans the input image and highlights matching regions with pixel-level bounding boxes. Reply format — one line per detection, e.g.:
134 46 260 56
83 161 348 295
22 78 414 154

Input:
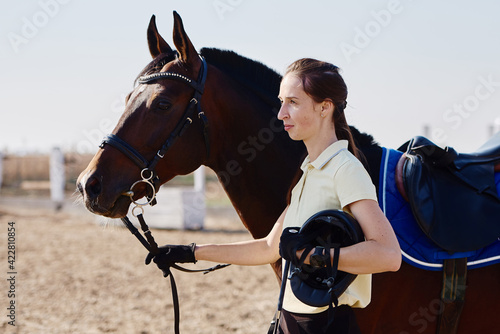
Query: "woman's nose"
277 105 287 120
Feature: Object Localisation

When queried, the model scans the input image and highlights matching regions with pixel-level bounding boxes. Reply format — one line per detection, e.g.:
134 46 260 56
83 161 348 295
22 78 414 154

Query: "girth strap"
437 258 467 334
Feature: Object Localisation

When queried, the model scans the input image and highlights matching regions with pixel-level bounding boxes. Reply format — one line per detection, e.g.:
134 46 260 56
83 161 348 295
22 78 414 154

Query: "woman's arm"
298 199 401 274
337 199 401 274
194 207 287 266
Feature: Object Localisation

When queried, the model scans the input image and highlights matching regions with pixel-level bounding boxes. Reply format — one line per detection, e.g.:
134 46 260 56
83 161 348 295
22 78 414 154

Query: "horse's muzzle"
77 172 131 218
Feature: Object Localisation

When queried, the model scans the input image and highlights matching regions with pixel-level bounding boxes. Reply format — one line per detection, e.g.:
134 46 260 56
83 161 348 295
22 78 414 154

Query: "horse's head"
77 12 210 218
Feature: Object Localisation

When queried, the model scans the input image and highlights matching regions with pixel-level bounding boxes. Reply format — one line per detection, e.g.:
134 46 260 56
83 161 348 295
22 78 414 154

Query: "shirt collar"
300 140 349 171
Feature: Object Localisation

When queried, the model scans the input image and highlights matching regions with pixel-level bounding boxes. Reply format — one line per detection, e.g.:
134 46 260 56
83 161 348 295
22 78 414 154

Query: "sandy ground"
0 195 279 334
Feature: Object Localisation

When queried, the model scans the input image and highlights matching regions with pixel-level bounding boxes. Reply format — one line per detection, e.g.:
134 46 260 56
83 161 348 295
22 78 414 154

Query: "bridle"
98 53 228 333
100 52 210 208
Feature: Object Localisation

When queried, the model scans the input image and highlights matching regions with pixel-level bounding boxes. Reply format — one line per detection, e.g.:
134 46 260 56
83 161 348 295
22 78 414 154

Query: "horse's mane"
349 126 380 149
200 47 282 108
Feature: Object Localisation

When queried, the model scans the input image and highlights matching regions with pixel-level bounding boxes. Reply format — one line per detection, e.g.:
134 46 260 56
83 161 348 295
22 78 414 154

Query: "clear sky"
1 0 500 154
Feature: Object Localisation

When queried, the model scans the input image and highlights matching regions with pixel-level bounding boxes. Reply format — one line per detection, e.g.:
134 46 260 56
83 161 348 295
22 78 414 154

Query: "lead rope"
121 170 229 334
121 214 230 334
136 213 180 334
119 166 230 333
272 260 290 334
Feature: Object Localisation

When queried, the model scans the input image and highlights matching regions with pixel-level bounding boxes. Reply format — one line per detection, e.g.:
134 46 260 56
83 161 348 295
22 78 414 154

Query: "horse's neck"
358 144 383 195
204 75 305 237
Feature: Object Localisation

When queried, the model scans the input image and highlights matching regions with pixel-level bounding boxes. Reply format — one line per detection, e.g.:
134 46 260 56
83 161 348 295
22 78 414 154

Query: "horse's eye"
157 101 171 111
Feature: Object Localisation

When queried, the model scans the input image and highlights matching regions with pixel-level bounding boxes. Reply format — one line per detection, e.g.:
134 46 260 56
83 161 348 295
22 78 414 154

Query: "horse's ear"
172 11 198 66
147 15 172 58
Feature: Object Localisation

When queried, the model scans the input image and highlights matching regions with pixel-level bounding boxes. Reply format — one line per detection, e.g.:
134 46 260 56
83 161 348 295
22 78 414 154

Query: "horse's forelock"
134 51 179 85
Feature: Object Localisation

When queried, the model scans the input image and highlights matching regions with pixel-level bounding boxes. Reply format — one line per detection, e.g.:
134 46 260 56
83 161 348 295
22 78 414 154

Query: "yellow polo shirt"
282 139 377 314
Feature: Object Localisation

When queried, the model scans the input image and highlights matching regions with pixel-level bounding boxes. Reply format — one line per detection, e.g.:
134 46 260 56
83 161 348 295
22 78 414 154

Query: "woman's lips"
284 124 293 131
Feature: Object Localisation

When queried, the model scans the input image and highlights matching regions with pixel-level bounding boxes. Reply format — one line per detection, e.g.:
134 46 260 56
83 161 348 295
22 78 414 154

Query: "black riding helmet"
283 209 365 308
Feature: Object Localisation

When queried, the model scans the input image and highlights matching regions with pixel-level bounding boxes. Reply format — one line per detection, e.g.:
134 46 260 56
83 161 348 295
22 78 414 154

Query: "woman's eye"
157 101 171 110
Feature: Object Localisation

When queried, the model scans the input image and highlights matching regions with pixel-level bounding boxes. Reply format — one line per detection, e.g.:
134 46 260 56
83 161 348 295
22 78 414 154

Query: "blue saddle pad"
378 147 500 271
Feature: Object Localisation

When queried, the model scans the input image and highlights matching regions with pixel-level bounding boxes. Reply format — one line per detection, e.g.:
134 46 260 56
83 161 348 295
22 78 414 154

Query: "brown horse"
77 12 500 333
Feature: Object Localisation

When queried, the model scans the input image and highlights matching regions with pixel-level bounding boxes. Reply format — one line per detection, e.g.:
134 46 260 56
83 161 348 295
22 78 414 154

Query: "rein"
100 54 229 333
121 213 229 334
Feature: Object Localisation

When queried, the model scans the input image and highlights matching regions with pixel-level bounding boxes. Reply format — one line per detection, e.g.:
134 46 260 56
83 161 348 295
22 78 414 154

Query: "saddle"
402 134 500 253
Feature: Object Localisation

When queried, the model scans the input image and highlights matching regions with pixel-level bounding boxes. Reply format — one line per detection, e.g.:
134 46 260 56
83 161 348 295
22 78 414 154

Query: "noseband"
100 54 210 207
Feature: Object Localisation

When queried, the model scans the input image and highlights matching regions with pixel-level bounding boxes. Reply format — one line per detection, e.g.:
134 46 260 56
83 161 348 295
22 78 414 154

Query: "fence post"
182 166 206 230
50 147 65 210
194 165 205 193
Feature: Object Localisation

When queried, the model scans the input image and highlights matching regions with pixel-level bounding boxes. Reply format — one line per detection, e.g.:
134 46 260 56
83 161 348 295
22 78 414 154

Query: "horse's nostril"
77 182 84 195
86 176 102 199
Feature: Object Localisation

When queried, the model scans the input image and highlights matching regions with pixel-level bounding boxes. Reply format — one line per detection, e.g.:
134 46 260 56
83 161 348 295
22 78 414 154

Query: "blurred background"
1 0 500 197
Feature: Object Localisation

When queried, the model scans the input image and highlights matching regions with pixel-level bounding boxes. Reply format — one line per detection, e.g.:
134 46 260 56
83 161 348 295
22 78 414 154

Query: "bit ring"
131 205 144 218
128 179 156 207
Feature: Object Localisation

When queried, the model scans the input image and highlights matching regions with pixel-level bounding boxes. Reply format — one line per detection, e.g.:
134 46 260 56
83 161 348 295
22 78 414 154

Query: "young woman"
146 58 401 333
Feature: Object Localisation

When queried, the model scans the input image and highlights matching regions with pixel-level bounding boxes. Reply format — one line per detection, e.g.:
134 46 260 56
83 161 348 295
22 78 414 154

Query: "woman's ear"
324 99 335 112
320 99 334 118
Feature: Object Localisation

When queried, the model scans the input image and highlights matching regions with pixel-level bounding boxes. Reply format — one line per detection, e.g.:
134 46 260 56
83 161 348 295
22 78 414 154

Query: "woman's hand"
145 243 197 277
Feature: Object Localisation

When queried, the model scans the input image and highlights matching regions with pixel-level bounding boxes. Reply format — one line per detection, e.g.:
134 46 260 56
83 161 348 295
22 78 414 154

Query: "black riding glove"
279 227 305 265
145 243 197 277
